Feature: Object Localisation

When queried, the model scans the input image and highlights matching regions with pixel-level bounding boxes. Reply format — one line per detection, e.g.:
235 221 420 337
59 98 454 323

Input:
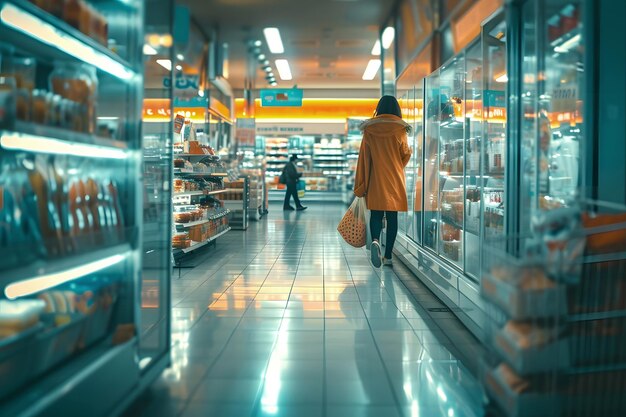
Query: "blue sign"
260 88 303 107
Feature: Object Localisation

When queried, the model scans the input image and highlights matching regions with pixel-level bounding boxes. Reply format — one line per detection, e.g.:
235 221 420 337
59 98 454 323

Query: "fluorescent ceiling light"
254 40 263 47
5 254 126 299
157 59 172 71
371 40 381 56
258 54 266 60
270 82 277 86
143 44 158 55
263 28 285 54
382 26 395 49
1 132 128 159
0 4 135 80
362 59 381 80
175 64 182 71
496 74 508 83
275 59 292 80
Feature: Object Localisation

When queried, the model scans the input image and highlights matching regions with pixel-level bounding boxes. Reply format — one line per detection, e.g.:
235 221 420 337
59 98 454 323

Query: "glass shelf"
0 0 137 80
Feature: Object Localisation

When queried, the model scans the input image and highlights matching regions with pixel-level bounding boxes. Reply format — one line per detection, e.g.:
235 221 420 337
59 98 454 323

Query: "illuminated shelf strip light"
0 4 135 80
1 132 129 159
5 254 126 299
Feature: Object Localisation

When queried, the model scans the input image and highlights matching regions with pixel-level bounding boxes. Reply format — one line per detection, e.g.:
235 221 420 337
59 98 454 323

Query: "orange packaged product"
582 212 626 254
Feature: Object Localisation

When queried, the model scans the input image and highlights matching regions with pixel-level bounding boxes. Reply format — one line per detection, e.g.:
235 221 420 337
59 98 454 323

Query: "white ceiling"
181 0 395 90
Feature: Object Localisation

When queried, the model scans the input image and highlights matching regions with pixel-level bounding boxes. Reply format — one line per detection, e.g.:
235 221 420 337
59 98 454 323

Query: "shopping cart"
480 200 626 417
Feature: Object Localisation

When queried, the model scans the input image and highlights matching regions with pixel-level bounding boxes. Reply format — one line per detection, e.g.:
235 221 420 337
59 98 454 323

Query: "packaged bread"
0 299 45 338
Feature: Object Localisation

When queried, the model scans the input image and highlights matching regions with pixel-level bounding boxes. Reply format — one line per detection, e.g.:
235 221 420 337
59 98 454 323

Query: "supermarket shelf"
177 227 232 254
0 0 137 80
174 210 231 227
1 122 130 158
175 154 219 159
567 309 626 323
3 242 132 288
172 189 227 197
174 171 228 177
173 191 205 197
174 219 209 228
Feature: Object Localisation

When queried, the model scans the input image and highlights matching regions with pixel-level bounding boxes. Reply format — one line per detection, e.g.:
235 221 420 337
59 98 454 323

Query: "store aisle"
125 203 485 417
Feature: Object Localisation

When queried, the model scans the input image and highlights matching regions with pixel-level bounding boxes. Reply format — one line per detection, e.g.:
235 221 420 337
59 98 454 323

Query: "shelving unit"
222 177 249 230
0 1 154 416
172 153 231 261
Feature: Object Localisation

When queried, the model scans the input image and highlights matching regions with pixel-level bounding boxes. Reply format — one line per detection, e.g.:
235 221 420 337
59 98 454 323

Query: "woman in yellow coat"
354 96 412 267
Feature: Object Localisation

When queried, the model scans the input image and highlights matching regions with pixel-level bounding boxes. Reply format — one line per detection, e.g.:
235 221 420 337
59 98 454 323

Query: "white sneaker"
383 257 393 267
370 241 382 268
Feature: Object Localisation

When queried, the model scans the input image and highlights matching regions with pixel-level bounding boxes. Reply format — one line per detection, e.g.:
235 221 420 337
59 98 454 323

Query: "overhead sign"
256 121 346 135
260 88 304 107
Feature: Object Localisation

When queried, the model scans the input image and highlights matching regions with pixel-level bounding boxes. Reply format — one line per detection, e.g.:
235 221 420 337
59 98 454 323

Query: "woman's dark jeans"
370 210 398 259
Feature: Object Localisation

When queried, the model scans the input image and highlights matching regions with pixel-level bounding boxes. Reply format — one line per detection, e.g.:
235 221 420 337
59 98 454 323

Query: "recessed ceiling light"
175 64 182 71
270 81 277 86
263 60 270 66
258 54 266 61
371 40 381 56
156 59 172 71
362 59 381 80
263 66 272 72
143 44 158 55
254 40 262 47
176 53 184 60
382 27 395 49
275 59 292 80
263 27 284 54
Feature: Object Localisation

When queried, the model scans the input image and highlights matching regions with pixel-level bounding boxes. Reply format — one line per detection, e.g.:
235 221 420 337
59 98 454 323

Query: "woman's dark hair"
374 95 402 118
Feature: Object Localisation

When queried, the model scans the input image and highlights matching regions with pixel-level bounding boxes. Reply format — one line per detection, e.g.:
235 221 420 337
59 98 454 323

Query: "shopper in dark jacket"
282 155 307 211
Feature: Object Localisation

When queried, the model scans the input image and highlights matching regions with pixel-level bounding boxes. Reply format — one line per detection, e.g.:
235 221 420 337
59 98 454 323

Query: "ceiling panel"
180 0 394 90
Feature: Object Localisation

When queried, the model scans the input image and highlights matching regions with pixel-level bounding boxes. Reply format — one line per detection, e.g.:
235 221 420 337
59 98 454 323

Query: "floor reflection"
125 203 485 417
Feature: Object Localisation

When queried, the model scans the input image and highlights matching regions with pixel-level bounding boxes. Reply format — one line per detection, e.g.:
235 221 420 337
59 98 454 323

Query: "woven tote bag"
337 197 367 248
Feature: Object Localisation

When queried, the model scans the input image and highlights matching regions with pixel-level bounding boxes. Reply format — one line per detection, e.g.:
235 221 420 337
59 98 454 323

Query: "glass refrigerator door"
413 81 424 245
482 17 508 241
464 41 483 279
423 72 441 252
398 87 416 239
140 0 173 370
438 56 465 268
520 0 583 231
405 86 417 241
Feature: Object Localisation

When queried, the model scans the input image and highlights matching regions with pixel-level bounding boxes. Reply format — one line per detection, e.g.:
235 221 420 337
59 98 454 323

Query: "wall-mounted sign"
256 121 346 135
260 88 304 107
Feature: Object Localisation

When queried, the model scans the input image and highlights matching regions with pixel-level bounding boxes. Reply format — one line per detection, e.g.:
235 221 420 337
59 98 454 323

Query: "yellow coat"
354 114 412 211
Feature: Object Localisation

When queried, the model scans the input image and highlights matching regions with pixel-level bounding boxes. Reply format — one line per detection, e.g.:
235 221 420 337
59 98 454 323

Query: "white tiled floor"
125 203 485 417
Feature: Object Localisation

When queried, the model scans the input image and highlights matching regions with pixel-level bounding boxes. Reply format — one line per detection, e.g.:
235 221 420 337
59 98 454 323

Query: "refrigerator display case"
0 0 150 416
420 12 508 280
519 0 583 233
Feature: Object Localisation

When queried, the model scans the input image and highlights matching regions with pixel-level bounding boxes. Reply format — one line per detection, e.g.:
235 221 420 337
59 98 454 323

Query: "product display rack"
172 153 231 263
222 176 249 230
0 1 152 417
240 168 264 221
